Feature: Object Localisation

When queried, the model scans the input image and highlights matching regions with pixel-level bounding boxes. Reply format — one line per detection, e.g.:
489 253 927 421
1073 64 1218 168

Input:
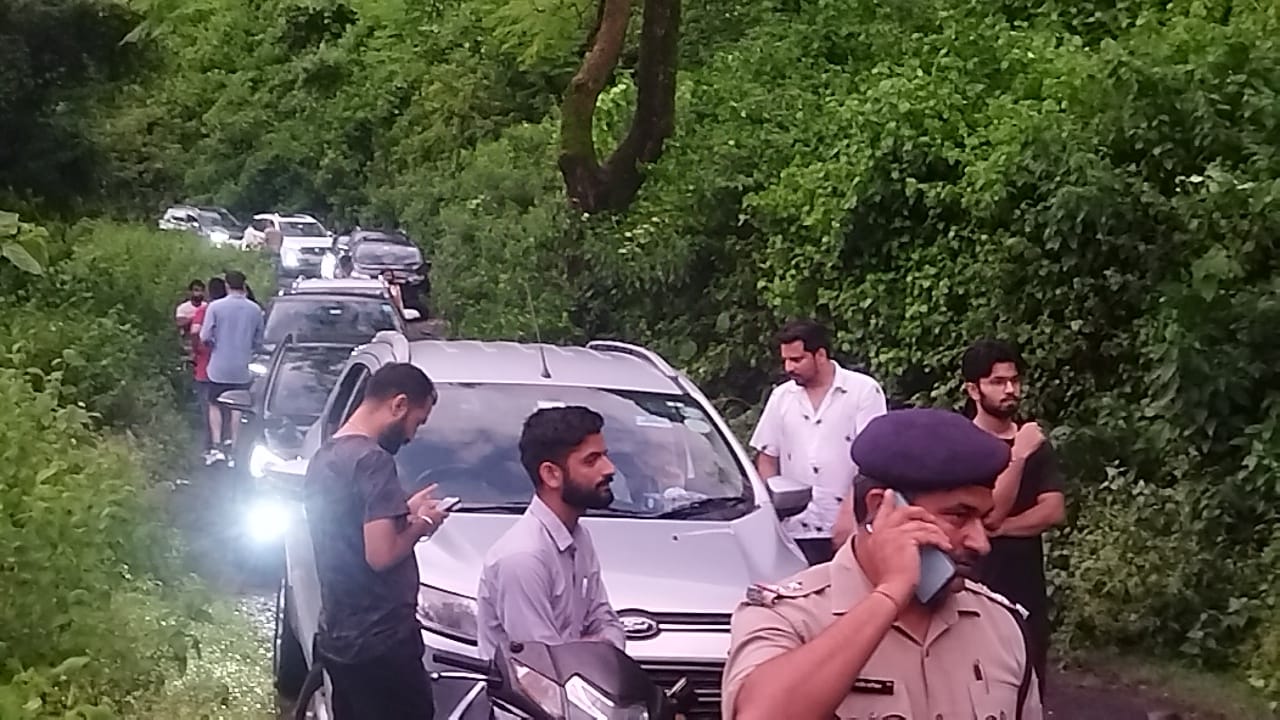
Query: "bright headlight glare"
281 248 300 267
565 675 648 720
245 496 290 543
210 230 230 243
416 585 479 643
513 661 566 719
249 443 285 479
249 362 269 376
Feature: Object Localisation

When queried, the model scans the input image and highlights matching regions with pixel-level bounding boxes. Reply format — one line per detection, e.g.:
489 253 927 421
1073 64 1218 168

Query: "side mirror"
766 476 812 520
402 308 421 321
264 457 309 485
216 389 256 414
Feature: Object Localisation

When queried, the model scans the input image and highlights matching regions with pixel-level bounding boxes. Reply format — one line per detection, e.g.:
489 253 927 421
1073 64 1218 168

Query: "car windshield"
280 220 326 237
354 241 422 266
263 298 398 344
198 209 239 227
395 384 753 518
266 346 351 422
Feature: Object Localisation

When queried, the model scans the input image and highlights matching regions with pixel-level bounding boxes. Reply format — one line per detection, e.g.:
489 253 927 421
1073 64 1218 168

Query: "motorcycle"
433 641 696 720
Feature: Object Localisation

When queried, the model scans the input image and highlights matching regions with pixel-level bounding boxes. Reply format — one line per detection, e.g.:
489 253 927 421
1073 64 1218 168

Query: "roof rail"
586 340 679 380
370 330 412 363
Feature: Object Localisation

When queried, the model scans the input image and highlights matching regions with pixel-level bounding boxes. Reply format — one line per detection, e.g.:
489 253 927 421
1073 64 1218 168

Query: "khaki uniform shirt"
722 544 1043 720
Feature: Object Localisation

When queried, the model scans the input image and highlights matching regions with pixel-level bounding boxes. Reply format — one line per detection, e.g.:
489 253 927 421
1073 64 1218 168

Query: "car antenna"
524 283 552 379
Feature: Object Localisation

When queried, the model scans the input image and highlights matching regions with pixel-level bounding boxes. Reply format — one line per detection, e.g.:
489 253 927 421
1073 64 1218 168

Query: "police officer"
722 408 1043 720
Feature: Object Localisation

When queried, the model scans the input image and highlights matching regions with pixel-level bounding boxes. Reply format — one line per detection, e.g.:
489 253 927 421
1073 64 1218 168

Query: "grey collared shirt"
476 496 625 659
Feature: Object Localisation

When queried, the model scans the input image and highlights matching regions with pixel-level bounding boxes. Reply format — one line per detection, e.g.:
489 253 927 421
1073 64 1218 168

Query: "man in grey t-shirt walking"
198 270 263 465
304 363 449 719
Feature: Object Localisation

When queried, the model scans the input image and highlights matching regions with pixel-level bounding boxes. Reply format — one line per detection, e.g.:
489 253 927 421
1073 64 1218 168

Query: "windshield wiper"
653 496 754 519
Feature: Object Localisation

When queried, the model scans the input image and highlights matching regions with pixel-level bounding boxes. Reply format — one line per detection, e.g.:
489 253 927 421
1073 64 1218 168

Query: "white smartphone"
437 496 461 512
887 490 957 605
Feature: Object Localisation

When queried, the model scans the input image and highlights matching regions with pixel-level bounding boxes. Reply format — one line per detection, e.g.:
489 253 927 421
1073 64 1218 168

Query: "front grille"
641 660 723 720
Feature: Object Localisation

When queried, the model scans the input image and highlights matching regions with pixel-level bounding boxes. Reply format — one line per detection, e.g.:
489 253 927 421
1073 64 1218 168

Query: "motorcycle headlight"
416 585 478 644
249 361 269 376
565 675 649 720
512 660 567 718
249 443 285 479
281 247 300 267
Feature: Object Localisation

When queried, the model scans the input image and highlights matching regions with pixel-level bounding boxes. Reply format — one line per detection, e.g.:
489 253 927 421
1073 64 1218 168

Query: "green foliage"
0 219 273 716
0 0 143 213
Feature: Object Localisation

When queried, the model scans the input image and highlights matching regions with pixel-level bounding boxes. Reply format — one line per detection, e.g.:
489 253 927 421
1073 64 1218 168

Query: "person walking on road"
476 406 625 659
303 363 447 720
189 277 226 459
750 319 887 565
722 408 1043 720
963 338 1066 695
198 270 262 465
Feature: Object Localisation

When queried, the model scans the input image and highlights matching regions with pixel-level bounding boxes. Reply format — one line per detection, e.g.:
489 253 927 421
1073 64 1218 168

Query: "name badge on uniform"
851 677 895 695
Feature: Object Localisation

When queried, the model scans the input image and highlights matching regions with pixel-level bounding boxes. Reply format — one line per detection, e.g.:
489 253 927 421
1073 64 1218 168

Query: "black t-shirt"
979 440 1064 613
304 435 421 663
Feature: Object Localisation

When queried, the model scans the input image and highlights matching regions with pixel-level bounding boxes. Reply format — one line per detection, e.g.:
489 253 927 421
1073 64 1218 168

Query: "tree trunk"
559 0 681 214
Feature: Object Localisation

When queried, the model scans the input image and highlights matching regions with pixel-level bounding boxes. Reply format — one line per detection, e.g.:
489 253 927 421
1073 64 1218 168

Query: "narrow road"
169 444 1192 720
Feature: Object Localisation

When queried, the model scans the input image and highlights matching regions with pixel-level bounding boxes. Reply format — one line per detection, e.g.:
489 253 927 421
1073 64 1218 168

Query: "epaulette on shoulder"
744 566 831 607
966 580 1030 620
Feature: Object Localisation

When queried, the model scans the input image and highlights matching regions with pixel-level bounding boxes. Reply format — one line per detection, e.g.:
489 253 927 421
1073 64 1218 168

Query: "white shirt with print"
750 363 887 539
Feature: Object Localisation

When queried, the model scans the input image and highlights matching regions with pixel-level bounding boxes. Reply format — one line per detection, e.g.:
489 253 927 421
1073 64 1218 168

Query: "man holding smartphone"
723 409 1042 720
962 338 1066 695
303 363 450 719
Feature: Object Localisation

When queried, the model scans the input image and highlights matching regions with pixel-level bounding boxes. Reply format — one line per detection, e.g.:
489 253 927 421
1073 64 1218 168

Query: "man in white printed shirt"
750 320 887 565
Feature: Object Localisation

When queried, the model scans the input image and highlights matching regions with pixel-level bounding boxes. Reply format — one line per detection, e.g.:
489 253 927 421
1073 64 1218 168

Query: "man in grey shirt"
304 363 448 719
477 406 626 659
198 270 263 464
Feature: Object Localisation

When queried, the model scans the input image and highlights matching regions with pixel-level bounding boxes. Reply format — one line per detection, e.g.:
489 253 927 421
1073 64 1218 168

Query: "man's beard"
788 371 813 387
562 474 615 510
377 422 412 455
191 296 205 306
980 394 1019 420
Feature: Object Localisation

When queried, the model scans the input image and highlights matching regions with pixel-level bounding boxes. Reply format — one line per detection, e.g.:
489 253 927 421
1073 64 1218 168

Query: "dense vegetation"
3 0 1279 709
0 215 273 717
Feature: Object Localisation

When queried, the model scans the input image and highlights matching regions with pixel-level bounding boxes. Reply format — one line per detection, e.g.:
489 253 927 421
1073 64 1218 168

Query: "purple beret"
850 408 1011 491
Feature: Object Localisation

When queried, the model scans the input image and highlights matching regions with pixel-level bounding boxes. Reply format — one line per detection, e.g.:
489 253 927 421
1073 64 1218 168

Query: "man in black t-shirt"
303 363 449 719
961 339 1066 696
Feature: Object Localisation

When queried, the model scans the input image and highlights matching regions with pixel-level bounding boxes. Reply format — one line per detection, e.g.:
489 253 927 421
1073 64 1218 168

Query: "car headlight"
249 443 285 479
416 585 478 644
565 674 649 720
210 229 230 244
244 496 291 544
249 361 269 376
281 247 300 267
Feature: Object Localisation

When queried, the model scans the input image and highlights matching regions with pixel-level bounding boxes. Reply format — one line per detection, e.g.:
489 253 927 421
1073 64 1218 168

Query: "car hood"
415 506 805 613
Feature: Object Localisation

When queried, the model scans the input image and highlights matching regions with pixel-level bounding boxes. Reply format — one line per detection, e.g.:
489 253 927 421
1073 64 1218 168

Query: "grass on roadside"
130 599 277 720
1060 650 1278 719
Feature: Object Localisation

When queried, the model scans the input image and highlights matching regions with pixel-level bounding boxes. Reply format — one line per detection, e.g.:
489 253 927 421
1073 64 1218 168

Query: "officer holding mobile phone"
722 408 1042 720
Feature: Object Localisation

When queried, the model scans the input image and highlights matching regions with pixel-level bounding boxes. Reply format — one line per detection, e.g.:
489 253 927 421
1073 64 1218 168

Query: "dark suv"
332 229 431 315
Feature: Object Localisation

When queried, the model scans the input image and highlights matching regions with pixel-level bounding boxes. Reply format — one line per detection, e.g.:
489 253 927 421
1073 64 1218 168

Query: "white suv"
262 334 813 719
243 213 333 277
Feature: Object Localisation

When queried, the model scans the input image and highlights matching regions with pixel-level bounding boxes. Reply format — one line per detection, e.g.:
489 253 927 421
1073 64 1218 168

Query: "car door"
286 360 376 666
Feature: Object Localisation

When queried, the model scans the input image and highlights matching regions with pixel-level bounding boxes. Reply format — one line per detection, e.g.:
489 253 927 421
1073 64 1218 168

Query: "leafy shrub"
0 219 275 716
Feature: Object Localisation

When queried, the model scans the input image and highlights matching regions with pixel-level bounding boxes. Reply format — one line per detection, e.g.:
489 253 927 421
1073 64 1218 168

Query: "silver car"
264 332 812 719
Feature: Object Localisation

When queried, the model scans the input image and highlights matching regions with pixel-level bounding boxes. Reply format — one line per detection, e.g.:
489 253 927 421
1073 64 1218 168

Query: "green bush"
0 217 275 717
